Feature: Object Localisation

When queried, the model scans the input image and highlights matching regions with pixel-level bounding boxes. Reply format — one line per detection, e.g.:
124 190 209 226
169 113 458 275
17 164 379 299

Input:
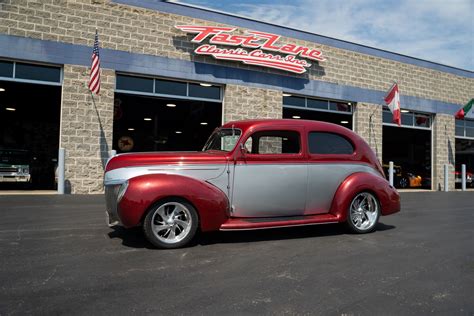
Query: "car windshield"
202 128 242 152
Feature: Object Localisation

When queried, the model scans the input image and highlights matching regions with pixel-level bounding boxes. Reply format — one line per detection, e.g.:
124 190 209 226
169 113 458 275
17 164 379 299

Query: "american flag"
88 30 100 95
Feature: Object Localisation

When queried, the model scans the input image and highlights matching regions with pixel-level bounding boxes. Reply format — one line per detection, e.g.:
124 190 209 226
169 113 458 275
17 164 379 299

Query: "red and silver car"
104 119 400 248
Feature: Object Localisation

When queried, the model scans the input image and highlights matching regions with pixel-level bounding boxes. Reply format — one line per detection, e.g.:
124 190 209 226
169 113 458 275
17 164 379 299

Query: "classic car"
104 119 400 248
382 163 423 188
0 149 31 183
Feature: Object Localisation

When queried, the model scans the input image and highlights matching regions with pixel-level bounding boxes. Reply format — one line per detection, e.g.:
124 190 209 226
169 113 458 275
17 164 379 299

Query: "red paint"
118 174 229 231
175 25 325 74
329 172 400 222
220 214 339 230
107 119 400 233
105 151 228 172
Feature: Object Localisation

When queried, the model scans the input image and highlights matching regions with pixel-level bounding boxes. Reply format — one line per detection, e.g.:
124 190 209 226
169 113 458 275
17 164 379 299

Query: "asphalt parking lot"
0 192 473 315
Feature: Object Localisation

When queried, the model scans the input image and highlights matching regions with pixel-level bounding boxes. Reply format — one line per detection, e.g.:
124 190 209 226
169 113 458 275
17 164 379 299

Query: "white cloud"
183 0 473 70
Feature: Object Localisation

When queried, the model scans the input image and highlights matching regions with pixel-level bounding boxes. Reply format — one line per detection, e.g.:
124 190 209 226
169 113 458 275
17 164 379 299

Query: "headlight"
117 181 129 203
22 167 29 174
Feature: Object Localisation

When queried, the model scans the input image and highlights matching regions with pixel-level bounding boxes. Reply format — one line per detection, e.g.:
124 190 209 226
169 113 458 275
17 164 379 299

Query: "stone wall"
432 114 455 191
1 0 472 106
223 85 282 122
60 65 114 194
353 103 382 162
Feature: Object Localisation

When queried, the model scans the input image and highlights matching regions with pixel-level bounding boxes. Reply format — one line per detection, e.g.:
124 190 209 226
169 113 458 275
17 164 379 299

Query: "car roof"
221 119 353 135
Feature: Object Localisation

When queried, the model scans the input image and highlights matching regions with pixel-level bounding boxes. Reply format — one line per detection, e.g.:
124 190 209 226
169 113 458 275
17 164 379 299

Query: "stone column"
59 65 114 194
432 114 455 191
353 103 382 162
223 85 282 122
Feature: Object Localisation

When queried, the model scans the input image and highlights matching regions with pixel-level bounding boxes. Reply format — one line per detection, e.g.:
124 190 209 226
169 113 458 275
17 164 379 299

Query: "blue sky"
178 0 474 71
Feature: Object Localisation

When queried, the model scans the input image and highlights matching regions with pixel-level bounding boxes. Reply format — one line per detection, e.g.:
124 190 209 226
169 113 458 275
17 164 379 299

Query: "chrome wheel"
399 177 408 188
349 192 379 232
151 202 193 244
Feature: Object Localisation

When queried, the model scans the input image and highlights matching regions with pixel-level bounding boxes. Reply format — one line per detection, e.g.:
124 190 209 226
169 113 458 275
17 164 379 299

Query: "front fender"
329 172 400 221
118 174 229 231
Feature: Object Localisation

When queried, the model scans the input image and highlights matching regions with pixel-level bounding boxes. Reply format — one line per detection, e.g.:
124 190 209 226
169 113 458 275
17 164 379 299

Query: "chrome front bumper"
0 173 31 182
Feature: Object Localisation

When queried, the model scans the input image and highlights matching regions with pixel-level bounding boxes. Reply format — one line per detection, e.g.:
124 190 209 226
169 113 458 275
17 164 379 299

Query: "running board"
219 214 340 231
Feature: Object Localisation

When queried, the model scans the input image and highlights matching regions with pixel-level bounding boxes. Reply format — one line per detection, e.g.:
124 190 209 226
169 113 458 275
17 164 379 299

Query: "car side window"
244 130 300 154
308 132 354 154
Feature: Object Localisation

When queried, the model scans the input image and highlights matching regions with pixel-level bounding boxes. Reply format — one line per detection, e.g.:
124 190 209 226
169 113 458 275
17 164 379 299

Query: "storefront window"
414 113 430 128
283 94 352 114
188 83 220 100
155 79 186 96
0 60 13 77
455 119 465 137
283 96 305 107
307 98 327 110
383 108 431 129
116 75 153 93
456 119 474 138
116 74 222 101
15 63 61 83
329 101 351 112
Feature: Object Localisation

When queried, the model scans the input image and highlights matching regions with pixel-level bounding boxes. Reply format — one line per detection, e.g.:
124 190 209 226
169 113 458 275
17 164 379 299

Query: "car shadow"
107 222 395 249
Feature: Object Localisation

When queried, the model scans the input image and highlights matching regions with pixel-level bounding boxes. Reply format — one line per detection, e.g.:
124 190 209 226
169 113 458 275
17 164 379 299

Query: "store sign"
175 25 326 74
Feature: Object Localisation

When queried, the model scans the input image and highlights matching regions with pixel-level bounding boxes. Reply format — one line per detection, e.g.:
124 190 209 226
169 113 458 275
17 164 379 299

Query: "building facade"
0 0 473 193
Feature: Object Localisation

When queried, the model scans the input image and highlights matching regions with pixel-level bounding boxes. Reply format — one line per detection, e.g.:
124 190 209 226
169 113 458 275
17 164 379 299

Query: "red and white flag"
384 83 401 126
88 30 100 95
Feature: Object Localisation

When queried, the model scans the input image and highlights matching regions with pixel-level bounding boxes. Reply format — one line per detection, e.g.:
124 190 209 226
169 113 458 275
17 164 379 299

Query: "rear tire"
143 199 198 249
346 192 380 234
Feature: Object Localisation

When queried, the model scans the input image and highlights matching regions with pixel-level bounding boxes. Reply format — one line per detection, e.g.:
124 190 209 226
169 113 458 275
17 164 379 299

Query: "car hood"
105 151 229 172
104 151 229 185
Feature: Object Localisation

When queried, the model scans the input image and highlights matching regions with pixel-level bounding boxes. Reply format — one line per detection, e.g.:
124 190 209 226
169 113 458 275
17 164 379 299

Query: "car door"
230 127 307 218
305 131 374 214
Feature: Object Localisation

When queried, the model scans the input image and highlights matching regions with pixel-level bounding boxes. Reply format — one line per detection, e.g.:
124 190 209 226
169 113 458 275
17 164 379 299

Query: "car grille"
0 167 19 173
105 185 120 221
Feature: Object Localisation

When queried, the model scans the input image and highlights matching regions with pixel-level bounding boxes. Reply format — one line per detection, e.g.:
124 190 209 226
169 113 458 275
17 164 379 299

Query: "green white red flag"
384 83 401 126
454 99 474 119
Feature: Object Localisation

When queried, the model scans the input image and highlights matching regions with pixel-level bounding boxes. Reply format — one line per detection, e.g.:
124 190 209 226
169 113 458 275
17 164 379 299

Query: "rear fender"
329 172 401 221
118 174 229 231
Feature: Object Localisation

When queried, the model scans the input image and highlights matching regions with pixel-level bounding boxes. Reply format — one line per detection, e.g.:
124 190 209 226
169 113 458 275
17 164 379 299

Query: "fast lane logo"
176 25 326 74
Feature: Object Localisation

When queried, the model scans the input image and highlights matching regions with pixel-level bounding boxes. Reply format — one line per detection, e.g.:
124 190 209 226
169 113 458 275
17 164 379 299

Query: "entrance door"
231 128 307 217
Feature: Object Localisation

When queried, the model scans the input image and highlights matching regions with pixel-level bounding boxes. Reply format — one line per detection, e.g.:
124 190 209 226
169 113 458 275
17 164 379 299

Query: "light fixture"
199 83 212 87
292 115 301 119
200 122 208 125
5 107 15 111
0 88 5 92
175 131 182 134
282 93 292 97
166 103 176 107
401 109 409 113
341 120 349 124
348 102 352 106
144 118 152 121
128 128 135 131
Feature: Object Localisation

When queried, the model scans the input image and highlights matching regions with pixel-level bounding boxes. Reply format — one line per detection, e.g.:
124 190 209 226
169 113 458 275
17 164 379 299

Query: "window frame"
115 73 223 103
455 118 474 140
240 127 304 160
0 59 62 86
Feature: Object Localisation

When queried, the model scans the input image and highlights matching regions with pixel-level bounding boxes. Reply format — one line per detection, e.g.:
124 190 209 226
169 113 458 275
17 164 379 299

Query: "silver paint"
306 163 380 214
230 163 307 217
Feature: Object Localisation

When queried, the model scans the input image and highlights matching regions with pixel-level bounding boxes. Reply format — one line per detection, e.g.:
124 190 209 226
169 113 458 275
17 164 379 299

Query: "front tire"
143 199 198 249
347 192 380 234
